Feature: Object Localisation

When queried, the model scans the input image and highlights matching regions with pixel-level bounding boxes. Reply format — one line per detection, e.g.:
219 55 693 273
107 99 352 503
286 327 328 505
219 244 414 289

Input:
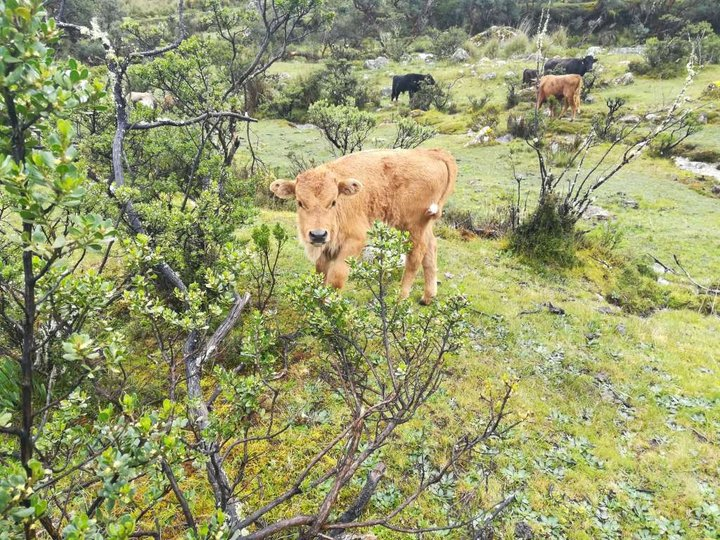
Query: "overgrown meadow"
1 1 719 539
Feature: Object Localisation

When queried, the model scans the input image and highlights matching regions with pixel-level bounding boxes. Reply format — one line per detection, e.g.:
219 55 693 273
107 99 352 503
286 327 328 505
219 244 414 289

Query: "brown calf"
270 148 457 304
536 74 583 120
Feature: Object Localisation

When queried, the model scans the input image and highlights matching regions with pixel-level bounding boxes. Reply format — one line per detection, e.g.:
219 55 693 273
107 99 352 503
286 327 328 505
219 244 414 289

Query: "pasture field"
3 0 720 537
231 54 720 537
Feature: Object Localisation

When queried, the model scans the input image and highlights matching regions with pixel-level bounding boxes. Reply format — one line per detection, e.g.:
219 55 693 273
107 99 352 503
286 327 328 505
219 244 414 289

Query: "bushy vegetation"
308 99 377 154
2 0 719 538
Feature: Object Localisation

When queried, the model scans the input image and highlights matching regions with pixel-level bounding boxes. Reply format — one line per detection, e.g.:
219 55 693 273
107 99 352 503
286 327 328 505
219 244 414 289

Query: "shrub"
501 32 530 58
391 117 437 149
308 99 377 155
510 194 577 266
480 37 500 58
607 263 669 315
507 111 546 139
431 26 469 57
629 37 690 78
471 104 500 131
410 79 453 112
505 81 520 109
262 58 378 121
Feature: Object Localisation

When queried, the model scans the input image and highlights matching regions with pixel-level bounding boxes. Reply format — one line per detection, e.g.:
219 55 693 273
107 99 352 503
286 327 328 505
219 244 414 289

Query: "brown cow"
270 148 457 304
536 74 583 120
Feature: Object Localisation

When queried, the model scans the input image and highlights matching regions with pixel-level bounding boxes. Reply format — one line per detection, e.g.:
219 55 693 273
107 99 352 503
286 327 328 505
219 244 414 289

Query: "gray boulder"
451 48 470 62
364 56 389 70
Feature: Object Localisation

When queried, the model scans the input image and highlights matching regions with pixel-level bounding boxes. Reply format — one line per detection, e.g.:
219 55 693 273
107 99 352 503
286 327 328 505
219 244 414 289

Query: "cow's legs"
420 228 438 305
324 237 365 290
399 230 428 301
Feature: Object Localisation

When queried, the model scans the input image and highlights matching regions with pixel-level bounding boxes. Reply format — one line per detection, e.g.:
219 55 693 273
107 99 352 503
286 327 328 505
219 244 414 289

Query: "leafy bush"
262 58 377 121
410 79 454 112
391 117 437 148
430 26 469 57
471 104 500 131
501 32 530 58
510 194 577 267
308 99 377 154
629 37 690 78
507 111 546 139
505 81 520 109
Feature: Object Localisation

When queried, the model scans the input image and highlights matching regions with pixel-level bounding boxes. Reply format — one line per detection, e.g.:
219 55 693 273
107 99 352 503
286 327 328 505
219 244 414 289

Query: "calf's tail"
425 150 458 217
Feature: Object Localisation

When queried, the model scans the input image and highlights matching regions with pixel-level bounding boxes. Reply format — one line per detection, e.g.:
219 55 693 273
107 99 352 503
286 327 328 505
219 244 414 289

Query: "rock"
582 205 613 221
496 134 514 143
652 262 668 274
619 114 641 124
616 323 626 335
481 72 497 80
364 56 389 70
380 87 392 97
658 277 670 285
584 95 595 104
698 113 708 124
451 47 470 62
514 521 534 539
586 46 605 57
712 184 720 194
610 45 646 55
471 25 519 45
444 272 454 279
620 197 639 209
505 70 517 79
645 113 662 122
291 123 317 131
416 52 435 63
277 72 291 81
465 126 493 146
613 72 634 85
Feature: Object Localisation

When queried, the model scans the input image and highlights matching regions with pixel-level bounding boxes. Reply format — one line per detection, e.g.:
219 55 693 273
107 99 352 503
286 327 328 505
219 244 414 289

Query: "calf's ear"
270 179 296 199
338 177 362 196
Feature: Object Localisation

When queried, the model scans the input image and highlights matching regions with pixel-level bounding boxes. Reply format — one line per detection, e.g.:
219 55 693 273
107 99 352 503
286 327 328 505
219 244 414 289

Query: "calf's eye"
297 201 304 209
331 200 337 207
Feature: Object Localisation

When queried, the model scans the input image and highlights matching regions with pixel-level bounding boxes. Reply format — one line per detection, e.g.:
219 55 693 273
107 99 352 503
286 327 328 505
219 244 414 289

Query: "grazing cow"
536 74 583 120
391 73 435 101
127 91 156 109
270 148 457 304
544 55 597 76
522 68 539 87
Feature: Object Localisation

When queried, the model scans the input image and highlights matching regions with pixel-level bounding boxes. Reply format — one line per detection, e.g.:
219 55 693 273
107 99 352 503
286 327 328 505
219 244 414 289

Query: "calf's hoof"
419 296 435 306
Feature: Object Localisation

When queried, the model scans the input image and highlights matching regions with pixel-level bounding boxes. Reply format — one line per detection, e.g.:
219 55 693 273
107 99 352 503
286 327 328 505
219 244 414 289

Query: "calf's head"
270 170 362 248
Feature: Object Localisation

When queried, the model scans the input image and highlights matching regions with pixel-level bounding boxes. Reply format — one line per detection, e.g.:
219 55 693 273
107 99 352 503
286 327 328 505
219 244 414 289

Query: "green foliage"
629 37 690 79
308 99 376 154
429 26 468 57
510 194 577 267
607 262 670 315
261 58 378 121
391 116 437 148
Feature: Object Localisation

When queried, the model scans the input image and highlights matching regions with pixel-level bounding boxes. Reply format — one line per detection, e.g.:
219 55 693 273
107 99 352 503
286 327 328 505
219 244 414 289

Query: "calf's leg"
323 237 365 290
399 229 428 301
420 228 438 305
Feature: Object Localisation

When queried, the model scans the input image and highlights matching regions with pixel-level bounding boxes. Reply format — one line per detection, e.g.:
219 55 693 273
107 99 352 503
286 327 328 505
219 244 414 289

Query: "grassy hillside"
226 51 720 537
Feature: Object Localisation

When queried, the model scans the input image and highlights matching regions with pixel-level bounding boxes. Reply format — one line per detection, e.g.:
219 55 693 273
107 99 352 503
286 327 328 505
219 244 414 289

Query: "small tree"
391 116 436 149
512 56 700 263
309 99 377 155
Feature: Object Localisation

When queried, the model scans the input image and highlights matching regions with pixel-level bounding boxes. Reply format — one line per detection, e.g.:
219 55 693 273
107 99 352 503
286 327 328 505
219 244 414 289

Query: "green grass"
238 51 720 537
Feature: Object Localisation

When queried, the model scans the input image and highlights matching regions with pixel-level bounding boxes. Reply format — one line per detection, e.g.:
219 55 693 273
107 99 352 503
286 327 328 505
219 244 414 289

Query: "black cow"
522 68 538 87
391 73 435 101
544 55 597 76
